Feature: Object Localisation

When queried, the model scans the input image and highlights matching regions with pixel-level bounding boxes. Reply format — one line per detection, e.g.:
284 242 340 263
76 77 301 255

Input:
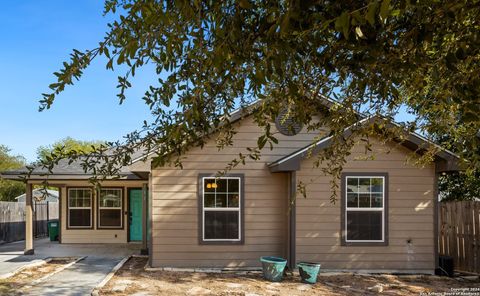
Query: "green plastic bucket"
260 256 287 282
298 262 321 284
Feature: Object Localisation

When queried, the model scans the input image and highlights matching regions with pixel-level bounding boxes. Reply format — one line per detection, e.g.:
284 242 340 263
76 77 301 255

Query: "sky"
0 1 157 162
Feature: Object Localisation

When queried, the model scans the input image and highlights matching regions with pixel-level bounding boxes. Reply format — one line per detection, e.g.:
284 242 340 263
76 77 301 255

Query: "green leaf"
390 9 401 17
335 12 350 39
380 0 391 23
117 52 125 65
366 1 379 26
280 13 290 35
257 136 267 150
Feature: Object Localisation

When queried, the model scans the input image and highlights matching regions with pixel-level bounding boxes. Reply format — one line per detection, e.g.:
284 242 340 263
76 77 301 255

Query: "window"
98 188 123 228
199 175 243 243
68 188 92 228
342 174 388 245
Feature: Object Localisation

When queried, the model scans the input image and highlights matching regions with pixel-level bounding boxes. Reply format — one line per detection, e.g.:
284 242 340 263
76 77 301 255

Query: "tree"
439 172 480 201
36 1 479 200
36 137 105 162
0 145 26 201
436 132 480 201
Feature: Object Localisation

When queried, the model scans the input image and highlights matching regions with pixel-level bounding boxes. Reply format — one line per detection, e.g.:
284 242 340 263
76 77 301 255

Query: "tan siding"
150 116 325 268
151 114 436 271
59 180 147 244
296 139 436 272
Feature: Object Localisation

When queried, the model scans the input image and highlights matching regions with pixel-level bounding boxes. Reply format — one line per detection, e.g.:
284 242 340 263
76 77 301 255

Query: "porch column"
141 183 148 255
24 183 34 255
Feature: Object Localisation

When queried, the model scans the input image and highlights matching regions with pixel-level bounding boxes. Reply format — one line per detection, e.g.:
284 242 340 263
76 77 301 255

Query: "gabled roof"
268 116 459 173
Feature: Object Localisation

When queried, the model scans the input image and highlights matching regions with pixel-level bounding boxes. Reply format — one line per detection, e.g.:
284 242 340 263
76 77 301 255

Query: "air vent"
275 108 303 136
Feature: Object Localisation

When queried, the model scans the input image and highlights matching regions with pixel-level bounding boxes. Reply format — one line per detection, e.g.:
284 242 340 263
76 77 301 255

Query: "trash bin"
47 220 59 241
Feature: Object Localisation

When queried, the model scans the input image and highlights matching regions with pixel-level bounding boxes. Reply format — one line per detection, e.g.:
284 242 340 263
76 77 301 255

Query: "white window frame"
98 188 123 229
67 188 92 229
202 176 241 242
345 176 385 243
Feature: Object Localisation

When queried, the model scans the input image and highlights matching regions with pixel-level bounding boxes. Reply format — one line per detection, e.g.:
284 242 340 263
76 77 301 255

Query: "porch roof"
0 158 147 181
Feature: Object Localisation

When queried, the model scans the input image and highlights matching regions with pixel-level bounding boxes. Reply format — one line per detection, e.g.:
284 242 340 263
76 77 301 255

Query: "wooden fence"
0 201 59 244
439 201 480 274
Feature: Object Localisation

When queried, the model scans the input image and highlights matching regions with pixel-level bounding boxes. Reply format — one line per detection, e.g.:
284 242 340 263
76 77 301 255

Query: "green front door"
129 189 143 241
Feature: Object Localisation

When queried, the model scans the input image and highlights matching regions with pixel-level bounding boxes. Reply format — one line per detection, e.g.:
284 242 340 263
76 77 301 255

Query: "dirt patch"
0 258 76 295
100 257 480 296
316 273 479 295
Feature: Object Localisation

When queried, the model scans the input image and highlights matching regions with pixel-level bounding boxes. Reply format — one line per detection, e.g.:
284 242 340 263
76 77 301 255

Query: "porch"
21 181 150 256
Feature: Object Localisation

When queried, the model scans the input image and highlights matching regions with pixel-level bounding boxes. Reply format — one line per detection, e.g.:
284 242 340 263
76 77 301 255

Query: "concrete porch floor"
0 238 141 276
0 238 142 295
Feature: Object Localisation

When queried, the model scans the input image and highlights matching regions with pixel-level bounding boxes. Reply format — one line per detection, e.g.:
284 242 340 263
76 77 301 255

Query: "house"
0 100 458 273
15 189 59 203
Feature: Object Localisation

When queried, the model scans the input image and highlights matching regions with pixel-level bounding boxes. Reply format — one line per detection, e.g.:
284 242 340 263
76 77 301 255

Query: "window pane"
347 193 358 207
204 178 216 193
204 211 239 240
99 209 122 227
228 179 239 193
371 178 383 192
100 189 121 208
215 193 227 207
204 193 215 208
358 178 370 192
228 194 240 208
346 178 358 193
69 209 91 227
81 196 91 208
359 193 371 207
371 193 383 207
69 196 77 207
215 179 227 192
69 189 91 207
346 211 382 241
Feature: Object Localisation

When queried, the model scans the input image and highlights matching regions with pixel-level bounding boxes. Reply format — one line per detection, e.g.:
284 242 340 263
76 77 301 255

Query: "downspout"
141 181 149 255
148 173 153 267
434 172 440 271
288 171 297 271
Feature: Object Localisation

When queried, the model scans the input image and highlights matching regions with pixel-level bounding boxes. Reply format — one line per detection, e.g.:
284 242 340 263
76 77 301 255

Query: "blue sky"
0 1 156 162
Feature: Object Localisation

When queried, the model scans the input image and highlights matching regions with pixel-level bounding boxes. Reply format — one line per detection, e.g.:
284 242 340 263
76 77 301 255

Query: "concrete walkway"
25 256 123 296
0 238 141 295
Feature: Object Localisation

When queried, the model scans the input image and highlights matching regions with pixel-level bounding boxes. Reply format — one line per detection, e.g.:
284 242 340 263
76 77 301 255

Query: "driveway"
0 238 141 295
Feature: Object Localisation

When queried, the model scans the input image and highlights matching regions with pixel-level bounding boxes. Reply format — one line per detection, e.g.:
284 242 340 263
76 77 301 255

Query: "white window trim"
202 177 241 242
98 188 123 229
67 188 92 229
345 176 385 243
